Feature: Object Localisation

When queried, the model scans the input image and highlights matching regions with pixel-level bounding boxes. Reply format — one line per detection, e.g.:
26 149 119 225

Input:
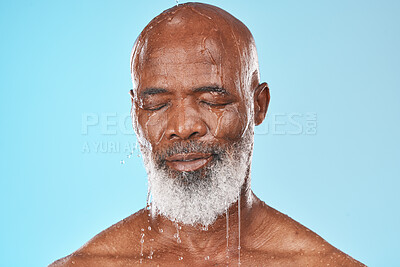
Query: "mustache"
154 141 226 163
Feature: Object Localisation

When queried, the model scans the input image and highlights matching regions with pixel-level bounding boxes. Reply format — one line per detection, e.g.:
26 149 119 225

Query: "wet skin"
50 3 365 267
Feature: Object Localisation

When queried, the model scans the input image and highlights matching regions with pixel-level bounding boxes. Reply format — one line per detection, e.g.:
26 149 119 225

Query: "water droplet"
178 256 183 261
148 248 153 259
148 226 151 231
238 195 241 266
141 228 144 232
174 222 181 244
120 160 125 164
159 228 163 233
226 207 229 260
204 256 210 260
139 232 145 264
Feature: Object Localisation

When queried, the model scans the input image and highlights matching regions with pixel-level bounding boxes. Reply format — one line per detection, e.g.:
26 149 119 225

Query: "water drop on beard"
178 256 183 261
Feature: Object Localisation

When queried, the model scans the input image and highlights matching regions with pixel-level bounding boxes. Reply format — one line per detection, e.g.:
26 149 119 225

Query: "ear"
129 89 134 104
253 82 270 126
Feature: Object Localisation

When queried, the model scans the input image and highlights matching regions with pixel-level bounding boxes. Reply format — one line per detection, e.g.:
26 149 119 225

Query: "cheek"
137 110 168 146
206 104 248 140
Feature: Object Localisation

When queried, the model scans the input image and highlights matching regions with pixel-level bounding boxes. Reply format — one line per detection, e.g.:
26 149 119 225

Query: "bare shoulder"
250 202 366 266
48 209 147 267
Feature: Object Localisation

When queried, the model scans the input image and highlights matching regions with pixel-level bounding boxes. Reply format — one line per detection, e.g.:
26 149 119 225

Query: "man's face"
131 17 257 226
133 30 252 160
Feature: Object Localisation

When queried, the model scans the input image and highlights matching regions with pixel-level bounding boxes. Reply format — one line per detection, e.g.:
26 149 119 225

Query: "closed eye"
144 103 168 111
200 100 232 108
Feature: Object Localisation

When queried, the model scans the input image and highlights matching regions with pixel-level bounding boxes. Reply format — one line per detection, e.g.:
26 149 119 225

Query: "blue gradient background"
1 0 399 266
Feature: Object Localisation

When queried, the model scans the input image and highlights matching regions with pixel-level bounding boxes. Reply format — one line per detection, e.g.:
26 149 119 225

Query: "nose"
165 101 208 140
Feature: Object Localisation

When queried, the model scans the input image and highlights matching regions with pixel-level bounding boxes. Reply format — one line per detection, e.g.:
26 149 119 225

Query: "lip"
165 153 213 172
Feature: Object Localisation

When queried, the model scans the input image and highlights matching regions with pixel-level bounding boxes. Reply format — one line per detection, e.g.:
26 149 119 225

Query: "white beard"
140 127 254 227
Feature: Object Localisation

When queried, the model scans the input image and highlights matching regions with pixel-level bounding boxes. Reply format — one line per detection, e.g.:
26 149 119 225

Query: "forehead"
132 14 246 95
141 41 237 90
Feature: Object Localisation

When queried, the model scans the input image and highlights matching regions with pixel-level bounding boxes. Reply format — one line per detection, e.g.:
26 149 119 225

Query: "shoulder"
49 209 147 266
248 200 366 266
48 253 142 267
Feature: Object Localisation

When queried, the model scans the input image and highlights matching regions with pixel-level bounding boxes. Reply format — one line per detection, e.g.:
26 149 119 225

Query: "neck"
146 184 255 259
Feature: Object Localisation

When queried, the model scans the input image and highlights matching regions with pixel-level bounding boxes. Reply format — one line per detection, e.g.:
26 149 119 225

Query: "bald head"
130 2 260 97
130 2 270 153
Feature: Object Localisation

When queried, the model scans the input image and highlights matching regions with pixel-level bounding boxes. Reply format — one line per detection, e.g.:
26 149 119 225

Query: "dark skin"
50 3 365 266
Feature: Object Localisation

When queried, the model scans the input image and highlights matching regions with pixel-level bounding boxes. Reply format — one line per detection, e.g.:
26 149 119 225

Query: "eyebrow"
192 86 229 95
139 86 229 97
140 87 168 96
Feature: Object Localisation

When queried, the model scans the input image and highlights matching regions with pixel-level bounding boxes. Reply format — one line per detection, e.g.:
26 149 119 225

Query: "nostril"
168 132 199 140
188 132 200 139
169 133 179 140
